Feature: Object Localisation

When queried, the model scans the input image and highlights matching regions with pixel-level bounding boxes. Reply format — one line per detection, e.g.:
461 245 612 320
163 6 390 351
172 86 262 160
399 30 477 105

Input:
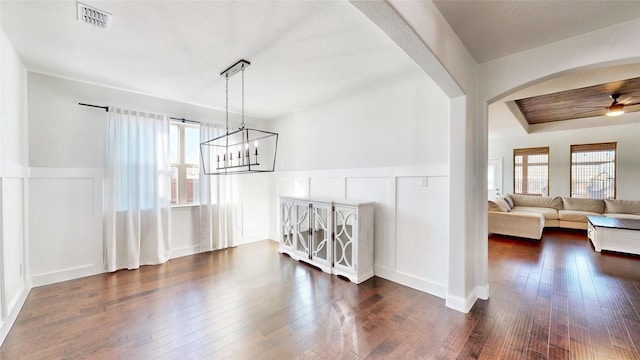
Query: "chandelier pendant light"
201 59 279 175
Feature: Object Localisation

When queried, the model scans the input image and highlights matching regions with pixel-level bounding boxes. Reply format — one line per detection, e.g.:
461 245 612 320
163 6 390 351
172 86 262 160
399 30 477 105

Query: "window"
570 142 616 199
513 147 549 196
170 121 200 205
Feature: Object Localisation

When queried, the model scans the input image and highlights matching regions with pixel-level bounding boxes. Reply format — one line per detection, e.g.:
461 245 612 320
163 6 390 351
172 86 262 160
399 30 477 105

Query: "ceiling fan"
605 93 640 116
570 92 640 119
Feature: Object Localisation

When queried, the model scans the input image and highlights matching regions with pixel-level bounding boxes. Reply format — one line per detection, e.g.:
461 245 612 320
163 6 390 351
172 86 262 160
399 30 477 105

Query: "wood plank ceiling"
515 76 640 124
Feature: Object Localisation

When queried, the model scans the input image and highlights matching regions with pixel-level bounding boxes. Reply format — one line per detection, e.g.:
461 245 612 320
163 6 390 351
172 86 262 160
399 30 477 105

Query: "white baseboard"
374 265 447 299
31 264 104 287
476 283 490 300
446 293 471 313
170 245 201 259
446 283 490 313
0 279 32 346
237 233 272 245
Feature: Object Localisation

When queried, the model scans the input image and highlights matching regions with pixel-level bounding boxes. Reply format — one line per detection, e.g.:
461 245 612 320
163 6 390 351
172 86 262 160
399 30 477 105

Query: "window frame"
170 121 200 206
570 142 617 199
513 147 549 196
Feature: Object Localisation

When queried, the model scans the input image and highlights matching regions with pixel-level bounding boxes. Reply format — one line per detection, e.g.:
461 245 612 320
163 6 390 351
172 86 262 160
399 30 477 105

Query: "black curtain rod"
78 102 200 124
169 117 200 125
79 102 109 112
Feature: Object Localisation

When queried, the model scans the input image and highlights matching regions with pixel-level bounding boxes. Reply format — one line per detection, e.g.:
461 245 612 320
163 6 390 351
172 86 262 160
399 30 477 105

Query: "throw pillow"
503 195 514 209
488 198 510 212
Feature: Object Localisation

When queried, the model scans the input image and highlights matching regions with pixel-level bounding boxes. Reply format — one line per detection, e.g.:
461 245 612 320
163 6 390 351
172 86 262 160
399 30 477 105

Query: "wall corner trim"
0 280 32 347
476 283 490 300
446 284 488 313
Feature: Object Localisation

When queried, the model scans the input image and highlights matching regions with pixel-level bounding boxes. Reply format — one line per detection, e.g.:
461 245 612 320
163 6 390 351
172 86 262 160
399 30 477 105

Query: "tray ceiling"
515 77 640 124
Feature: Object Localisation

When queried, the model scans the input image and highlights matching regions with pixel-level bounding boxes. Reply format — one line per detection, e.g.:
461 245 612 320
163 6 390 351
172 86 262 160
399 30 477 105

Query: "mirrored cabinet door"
333 206 356 273
311 203 332 269
294 202 310 258
280 200 295 252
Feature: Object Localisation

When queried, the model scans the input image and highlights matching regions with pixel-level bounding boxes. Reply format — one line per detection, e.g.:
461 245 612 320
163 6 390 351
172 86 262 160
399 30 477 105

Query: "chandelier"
201 59 279 175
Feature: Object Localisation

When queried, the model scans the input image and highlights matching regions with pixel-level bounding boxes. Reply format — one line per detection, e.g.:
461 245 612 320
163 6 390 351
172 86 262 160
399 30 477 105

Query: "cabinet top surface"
279 196 374 207
587 215 640 231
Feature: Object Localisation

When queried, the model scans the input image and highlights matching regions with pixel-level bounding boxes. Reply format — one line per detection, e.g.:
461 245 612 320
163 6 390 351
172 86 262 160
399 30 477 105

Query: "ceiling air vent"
77 2 112 30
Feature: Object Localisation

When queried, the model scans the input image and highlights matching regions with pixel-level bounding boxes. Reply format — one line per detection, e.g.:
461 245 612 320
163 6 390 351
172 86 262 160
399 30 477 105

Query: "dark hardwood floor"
1 229 639 359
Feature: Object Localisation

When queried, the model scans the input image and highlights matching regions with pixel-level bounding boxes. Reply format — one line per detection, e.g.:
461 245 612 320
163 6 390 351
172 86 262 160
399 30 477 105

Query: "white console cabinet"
279 196 374 283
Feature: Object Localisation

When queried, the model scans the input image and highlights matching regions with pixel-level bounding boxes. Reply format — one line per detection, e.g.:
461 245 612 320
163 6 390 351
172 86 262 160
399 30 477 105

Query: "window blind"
570 142 616 199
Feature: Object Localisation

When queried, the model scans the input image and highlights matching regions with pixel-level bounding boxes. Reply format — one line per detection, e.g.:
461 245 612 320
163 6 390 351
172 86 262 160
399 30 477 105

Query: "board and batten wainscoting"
272 165 449 299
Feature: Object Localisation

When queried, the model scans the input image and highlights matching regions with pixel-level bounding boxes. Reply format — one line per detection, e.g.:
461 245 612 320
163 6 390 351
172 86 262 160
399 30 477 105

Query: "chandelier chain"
225 75 229 133
241 65 245 129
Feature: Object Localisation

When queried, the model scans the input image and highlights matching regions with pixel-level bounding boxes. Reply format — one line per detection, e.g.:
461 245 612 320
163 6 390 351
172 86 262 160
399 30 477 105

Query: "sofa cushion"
488 197 510 212
604 199 640 214
511 206 559 220
558 209 601 223
510 194 562 210
503 194 514 209
602 213 640 221
488 211 544 240
500 196 513 210
561 197 604 213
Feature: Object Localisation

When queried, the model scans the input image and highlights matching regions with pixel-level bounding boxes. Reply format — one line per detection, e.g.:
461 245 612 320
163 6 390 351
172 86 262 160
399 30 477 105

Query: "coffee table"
587 215 640 255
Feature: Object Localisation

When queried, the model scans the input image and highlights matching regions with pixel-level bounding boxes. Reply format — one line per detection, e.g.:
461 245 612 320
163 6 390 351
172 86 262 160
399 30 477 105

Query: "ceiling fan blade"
618 91 640 102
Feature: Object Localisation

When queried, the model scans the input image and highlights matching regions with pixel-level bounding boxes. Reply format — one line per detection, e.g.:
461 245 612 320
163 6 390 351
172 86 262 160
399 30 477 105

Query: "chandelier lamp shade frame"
201 59 279 175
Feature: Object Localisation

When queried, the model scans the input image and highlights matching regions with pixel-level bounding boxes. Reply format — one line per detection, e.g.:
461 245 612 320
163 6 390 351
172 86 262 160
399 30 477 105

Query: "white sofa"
488 194 640 240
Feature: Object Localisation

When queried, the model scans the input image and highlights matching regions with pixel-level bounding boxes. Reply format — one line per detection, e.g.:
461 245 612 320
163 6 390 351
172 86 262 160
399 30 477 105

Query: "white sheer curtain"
199 123 242 251
104 108 171 272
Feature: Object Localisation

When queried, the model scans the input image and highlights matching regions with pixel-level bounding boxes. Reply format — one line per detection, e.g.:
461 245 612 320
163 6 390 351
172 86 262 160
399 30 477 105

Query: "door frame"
488 157 503 199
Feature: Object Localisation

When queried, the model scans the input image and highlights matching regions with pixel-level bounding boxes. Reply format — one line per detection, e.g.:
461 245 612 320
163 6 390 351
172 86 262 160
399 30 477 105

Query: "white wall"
270 69 452 297
352 0 485 313
27 72 271 286
273 71 449 171
489 122 640 200
28 169 103 284
0 29 30 346
240 174 272 243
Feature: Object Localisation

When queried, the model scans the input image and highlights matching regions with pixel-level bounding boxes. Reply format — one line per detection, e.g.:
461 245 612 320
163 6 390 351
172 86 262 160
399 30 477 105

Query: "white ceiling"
0 1 418 120
4 0 640 132
433 0 640 64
